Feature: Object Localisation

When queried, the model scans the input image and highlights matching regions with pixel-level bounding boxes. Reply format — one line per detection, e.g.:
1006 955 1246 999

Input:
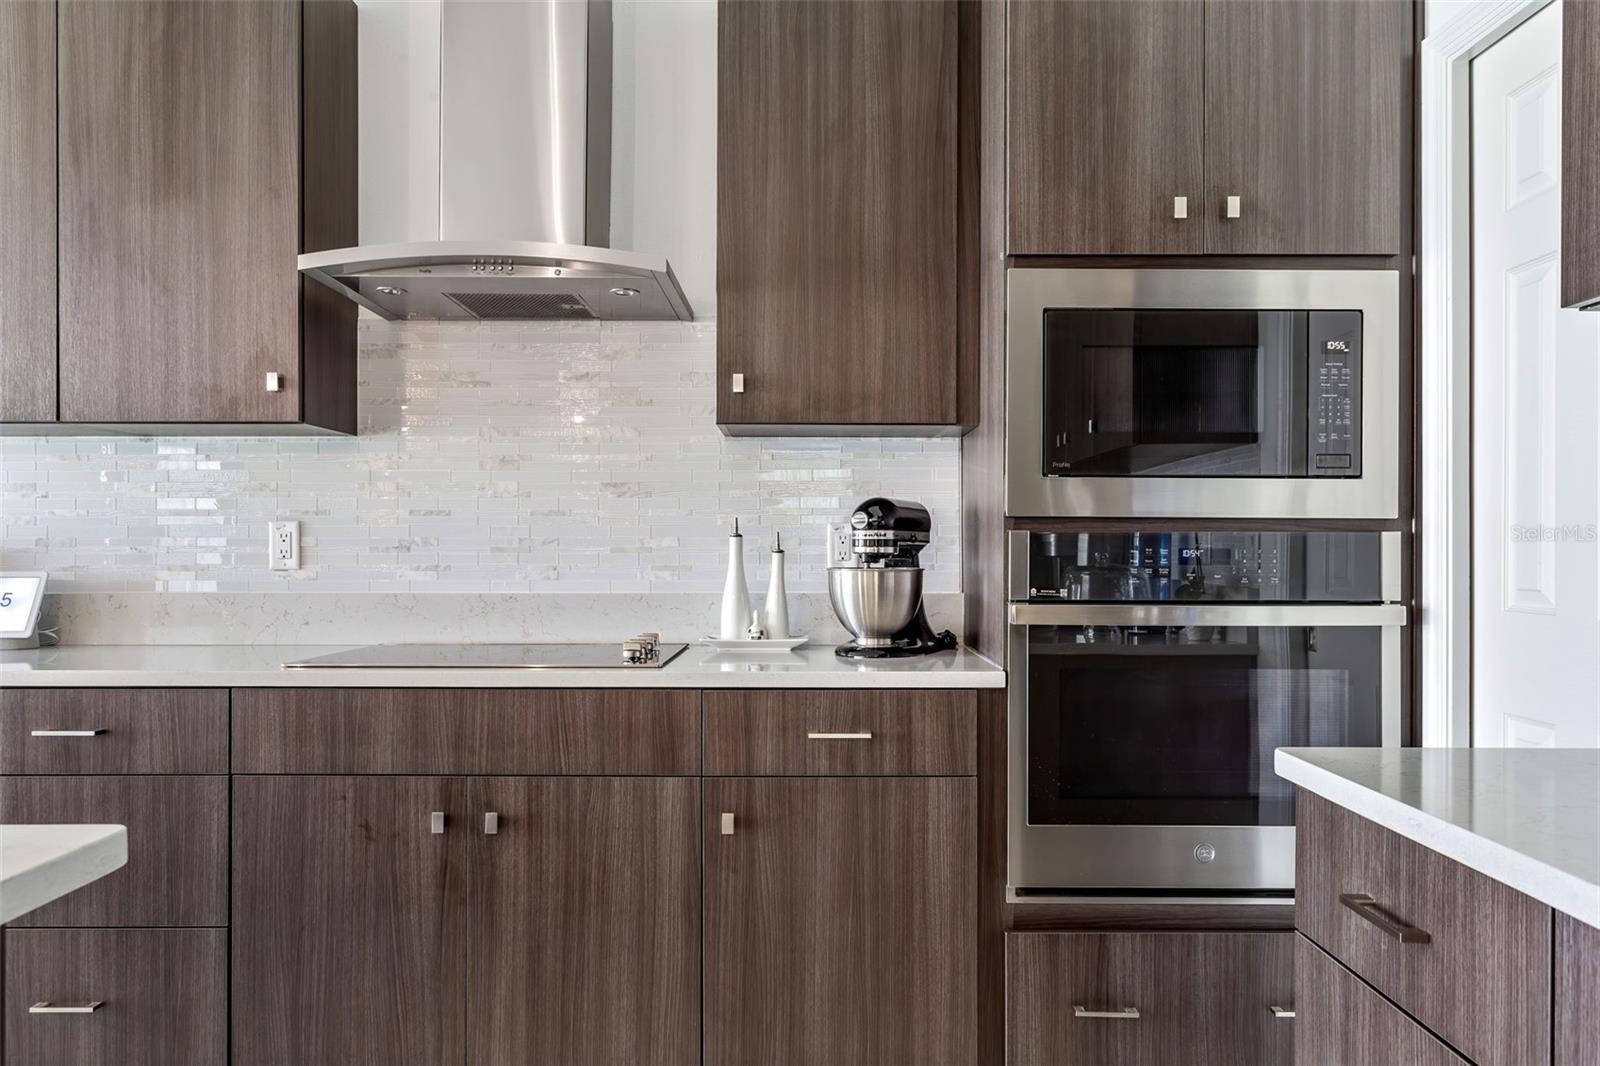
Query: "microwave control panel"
1307 311 1362 477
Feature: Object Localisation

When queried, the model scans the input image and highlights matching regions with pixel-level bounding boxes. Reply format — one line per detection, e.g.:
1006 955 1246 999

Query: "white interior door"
1470 2 1600 748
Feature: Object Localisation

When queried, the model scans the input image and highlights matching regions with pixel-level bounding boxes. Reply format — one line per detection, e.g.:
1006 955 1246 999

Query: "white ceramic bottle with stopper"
764 532 790 639
719 518 752 639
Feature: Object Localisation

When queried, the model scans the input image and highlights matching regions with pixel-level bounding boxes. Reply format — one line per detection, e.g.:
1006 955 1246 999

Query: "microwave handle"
1007 603 1407 628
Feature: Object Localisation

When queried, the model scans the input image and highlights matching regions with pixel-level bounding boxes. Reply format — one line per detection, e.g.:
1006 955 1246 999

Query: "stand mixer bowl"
827 567 924 648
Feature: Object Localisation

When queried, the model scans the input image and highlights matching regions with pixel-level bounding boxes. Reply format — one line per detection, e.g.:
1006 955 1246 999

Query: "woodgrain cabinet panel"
231 775 467 1066
717 0 959 429
1295 789 1552 1066
1007 0 1204 255
56 0 301 423
1 775 228 927
1005 931 1294 1066
0 0 57 423
3 929 227 1066
1558 912 1600 1065
1295 933 1467 1066
704 689 975 775
232 687 700 775
703 776 976 1065
0 688 228 774
1203 0 1409 254
467 777 700 1066
1563 0 1600 309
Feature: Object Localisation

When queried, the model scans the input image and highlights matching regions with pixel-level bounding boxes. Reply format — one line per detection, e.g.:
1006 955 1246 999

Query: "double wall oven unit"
1006 268 1401 520
1007 529 1406 895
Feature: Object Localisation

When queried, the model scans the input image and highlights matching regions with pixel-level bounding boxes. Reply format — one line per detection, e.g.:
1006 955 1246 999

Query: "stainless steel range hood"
298 0 693 322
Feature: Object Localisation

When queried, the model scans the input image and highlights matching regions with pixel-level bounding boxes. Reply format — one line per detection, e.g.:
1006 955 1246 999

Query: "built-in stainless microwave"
1006 269 1401 520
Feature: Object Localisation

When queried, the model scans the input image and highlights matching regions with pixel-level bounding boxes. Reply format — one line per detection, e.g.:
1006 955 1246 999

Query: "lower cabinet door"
466 776 700 1066
231 776 468 1066
703 776 977 1066
1005 930 1295 1066
3 928 226 1066
1295 933 1468 1066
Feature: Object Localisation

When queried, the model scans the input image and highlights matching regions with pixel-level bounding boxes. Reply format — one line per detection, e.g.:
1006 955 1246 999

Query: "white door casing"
1469 2 1600 748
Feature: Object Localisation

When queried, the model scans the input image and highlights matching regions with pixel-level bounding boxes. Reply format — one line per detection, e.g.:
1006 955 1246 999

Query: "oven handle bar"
1007 603 1408 627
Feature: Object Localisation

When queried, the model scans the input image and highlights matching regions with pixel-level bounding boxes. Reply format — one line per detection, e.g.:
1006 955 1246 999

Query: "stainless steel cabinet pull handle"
1173 195 1188 219
806 732 873 740
1073 1005 1140 1020
430 811 445 835
1226 194 1242 218
31 729 105 737
1339 892 1431 943
265 372 283 393
1268 1005 1296 1018
720 812 735 836
30 1001 103 1014
731 373 745 394
483 812 498 835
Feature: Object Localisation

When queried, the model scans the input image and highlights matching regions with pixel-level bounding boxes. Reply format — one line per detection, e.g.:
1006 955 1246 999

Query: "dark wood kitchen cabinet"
703 776 977 1065
1008 0 1409 256
2 0 357 432
716 0 965 434
1563 0 1600 309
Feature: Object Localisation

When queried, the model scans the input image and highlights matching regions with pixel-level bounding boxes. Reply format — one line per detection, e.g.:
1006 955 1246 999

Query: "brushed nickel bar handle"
1073 1005 1140 1020
483 812 498 835
1339 893 1431 943
1268 1005 1296 1018
806 732 873 740
31 729 105 737
430 811 446 835
30 1001 103 1014
1009 603 1408 627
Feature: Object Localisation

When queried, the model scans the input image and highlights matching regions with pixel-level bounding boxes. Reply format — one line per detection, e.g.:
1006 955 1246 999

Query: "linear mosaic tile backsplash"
0 320 962 595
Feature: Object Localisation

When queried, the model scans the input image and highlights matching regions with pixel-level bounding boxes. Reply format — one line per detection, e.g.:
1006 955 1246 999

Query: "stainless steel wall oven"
1007 529 1406 895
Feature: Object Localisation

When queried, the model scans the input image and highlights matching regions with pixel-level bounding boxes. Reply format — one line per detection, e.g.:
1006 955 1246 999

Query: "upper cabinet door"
0 0 57 423
717 0 958 429
1203 0 1410 255
57 0 301 423
1008 0 1204 255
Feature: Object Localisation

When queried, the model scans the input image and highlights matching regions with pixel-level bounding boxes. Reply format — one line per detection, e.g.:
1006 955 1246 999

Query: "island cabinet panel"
0 775 228 927
1295 933 1467 1066
1564 0 1600 308
231 687 701 775
231 775 467 1066
1557 913 1600 1065
1007 0 1204 255
3 928 227 1066
1202 0 1409 255
716 0 960 431
1004 931 1294 1066
1295 789 1553 1066
703 689 976 775
703 776 976 1066
466 777 700 1066
0 687 228 774
0 0 57 423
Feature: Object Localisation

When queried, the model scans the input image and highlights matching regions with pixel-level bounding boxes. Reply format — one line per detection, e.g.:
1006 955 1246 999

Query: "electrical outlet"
268 521 300 571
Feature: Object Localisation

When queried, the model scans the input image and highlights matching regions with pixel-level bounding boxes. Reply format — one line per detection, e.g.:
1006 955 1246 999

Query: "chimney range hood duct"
298 0 693 322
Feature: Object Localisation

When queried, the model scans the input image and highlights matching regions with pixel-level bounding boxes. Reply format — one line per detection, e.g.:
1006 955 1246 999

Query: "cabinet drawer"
0 688 227 774
0 776 228 927
4 928 227 1066
1295 789 1552 1066
232 688 700 774
704 690 975 775
1295 934 1466 1065
1004 931 1294 1066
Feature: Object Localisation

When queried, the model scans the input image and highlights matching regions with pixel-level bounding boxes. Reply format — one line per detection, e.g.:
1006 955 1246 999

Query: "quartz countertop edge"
0 644 1005 689
1275 747 1600 930
0 825 128 925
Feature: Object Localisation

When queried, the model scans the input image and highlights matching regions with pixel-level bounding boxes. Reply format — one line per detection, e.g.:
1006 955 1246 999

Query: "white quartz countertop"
0 825 128 925
1276 747 1600 930
0 644 1004 689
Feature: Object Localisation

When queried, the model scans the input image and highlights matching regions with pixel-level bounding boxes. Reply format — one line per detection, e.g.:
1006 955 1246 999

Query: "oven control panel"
1307 311 1363 478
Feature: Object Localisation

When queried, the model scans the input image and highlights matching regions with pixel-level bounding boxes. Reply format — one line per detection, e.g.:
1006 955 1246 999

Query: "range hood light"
610 287 640 297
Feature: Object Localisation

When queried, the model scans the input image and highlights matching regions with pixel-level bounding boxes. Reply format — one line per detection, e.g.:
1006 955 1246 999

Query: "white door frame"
1418 0 1552 747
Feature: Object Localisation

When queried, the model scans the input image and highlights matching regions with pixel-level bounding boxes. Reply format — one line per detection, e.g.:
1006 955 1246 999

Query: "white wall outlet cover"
268 521 300 571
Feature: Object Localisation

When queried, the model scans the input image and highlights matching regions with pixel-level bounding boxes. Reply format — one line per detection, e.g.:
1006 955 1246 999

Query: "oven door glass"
1042 309 1324 477
1025 623 1384 828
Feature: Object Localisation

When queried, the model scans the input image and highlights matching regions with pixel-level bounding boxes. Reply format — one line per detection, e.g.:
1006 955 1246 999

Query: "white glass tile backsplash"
0 320 962 594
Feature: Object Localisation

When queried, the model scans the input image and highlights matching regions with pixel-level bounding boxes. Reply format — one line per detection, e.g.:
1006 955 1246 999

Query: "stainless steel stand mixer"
826 497 958 659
